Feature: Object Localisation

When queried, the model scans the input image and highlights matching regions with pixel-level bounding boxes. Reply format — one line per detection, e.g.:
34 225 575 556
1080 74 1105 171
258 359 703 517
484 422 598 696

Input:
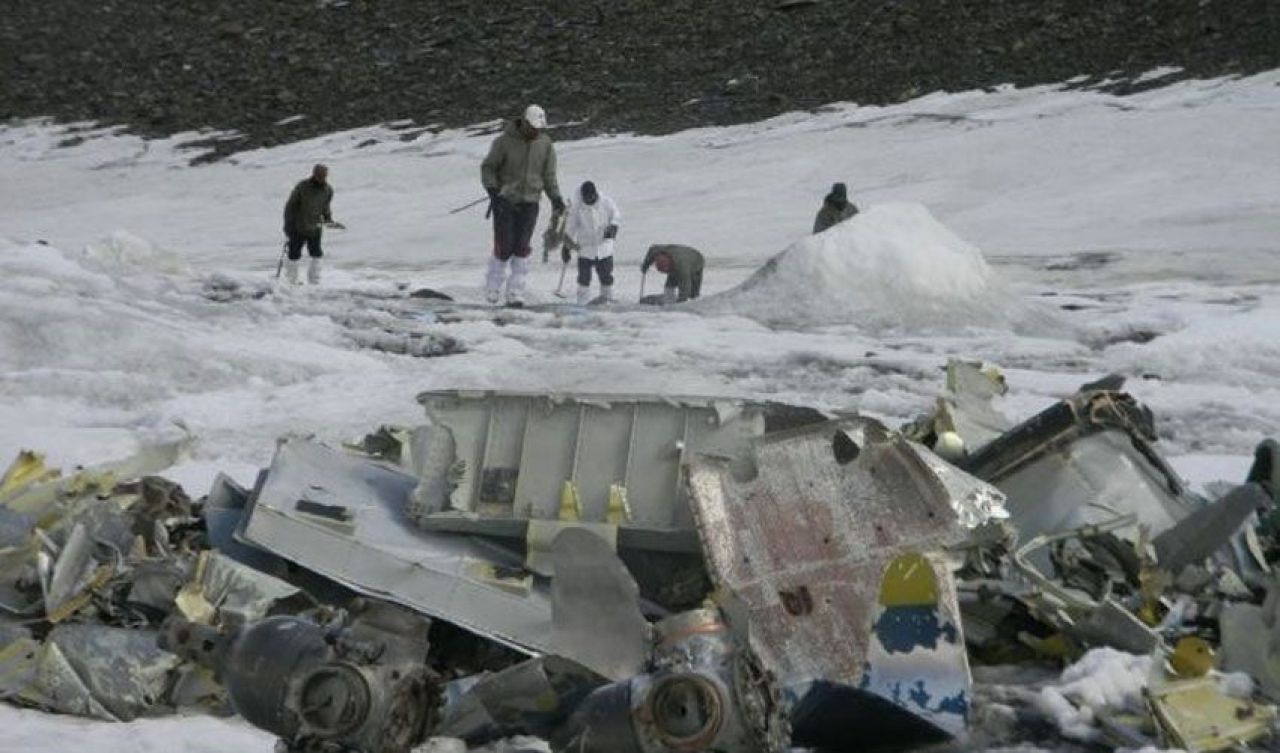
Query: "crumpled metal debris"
548 528 649 681
686 418 1004 745
0 438 306 722
552 606 787 753
916 366 1279 667
161 600 439 753
3 375 1278 753
1144 672 1277 751
1218 581 1280 700
238 436 557 653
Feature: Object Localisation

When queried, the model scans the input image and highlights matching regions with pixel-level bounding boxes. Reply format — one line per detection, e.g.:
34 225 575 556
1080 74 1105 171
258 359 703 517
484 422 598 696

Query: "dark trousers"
286 230 322 260
577 256 614 286
668 269 703 300
492 200 538 260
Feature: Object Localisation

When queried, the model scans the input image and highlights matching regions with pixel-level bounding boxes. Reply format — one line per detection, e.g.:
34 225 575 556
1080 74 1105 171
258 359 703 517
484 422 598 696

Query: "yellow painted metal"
0 451 60 500
605 483 631 524
1147 676 1278 752
877 552 939 607
175 552 217 624
558 480 581 521
1169 636 1215 679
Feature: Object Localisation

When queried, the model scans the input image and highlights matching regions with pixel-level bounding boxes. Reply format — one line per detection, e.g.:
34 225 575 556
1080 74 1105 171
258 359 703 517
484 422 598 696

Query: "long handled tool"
448 196 488 215
553 259 570 298
274 240 288 279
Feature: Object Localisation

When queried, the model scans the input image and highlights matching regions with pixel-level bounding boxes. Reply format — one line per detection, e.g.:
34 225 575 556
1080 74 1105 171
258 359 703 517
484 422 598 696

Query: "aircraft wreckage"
1 363 1278 752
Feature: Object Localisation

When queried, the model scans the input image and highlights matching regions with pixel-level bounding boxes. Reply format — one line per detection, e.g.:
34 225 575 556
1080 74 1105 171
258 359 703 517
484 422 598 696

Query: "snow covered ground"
0 71 1278 750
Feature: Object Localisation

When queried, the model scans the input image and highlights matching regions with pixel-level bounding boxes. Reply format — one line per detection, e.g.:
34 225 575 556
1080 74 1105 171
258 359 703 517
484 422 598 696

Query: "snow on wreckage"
3 366 1279 752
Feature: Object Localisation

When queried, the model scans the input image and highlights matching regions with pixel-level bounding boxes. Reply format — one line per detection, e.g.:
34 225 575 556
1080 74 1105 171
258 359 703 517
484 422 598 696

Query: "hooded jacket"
481 120 563 205
283 178 333 236
565 186 621 260
813 198 858 234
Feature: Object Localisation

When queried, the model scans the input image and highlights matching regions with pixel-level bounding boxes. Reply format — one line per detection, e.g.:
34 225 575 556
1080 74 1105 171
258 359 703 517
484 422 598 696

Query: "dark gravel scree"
2 0 1277 159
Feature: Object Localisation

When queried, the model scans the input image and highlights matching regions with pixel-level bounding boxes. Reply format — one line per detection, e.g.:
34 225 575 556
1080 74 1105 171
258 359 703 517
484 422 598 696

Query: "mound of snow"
700 203 1055 333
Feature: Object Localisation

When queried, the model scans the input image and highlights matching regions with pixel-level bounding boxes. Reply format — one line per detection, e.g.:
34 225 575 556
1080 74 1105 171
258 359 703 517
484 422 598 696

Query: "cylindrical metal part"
221 616 332 737
641 674 726 751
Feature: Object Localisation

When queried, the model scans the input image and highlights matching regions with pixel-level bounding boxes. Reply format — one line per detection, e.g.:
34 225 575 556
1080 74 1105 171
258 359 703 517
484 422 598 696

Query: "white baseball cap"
523 104 547 129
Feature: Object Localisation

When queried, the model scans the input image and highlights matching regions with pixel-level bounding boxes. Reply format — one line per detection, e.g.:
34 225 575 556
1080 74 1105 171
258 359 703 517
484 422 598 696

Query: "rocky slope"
3 0 1278 158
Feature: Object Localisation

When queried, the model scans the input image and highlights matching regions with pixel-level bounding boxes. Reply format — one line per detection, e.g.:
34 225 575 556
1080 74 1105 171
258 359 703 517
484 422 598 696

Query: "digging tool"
274 239 288 279
553 259 570 298
449 196 489 215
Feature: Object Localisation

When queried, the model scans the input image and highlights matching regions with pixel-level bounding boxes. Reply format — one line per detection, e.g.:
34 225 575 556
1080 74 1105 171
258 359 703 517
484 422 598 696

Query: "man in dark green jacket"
641 245 704 303
480 104 566 305
282 164 339 284
812 182 858 234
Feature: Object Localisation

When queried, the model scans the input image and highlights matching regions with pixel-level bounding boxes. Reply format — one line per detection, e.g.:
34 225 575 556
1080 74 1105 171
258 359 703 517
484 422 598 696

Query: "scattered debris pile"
1 366 1277 752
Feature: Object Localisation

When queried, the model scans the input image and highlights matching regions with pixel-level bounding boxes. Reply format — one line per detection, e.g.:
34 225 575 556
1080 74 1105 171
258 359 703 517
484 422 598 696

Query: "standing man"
282 163 339 285
481 104 566 305
640 244 704 304
564 180 621 304
812 182 859 234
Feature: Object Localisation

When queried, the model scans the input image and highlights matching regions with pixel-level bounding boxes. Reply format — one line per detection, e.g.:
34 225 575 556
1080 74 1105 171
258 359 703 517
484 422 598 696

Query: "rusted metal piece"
686 418 1000 744
550 607 786 753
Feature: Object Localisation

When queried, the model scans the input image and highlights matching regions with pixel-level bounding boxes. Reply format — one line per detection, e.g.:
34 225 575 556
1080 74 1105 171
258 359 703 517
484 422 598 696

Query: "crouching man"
640 244 704 304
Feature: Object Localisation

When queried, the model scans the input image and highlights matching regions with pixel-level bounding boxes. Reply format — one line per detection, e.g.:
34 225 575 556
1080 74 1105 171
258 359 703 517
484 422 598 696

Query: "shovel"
554 259 570 298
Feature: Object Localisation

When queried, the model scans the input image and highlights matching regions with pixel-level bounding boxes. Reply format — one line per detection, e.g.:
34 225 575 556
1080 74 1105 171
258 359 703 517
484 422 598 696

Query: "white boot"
485 257 507 304
506 256 529 305
599 284 613 303
285 259 301 285
576 285 592 305
307 257 321 285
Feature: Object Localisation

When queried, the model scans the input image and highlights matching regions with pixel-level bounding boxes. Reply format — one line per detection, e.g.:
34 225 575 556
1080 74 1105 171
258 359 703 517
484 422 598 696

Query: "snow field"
0 70 1278 750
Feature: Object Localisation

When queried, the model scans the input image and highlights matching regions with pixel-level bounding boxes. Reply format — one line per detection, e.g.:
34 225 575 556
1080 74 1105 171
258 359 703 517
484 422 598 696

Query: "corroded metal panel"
687 420 999 739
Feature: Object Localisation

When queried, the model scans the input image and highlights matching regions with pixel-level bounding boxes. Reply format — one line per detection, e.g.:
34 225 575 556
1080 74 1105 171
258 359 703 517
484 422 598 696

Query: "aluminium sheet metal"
240 437 553 653
416 390 765 528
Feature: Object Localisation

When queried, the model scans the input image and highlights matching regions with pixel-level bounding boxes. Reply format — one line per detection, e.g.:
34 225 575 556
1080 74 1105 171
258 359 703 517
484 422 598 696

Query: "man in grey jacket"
640 244 704 304
282 164 340 284
480 104 566 305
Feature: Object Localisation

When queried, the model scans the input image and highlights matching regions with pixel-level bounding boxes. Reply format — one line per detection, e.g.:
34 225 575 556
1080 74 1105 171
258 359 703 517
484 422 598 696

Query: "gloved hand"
561 245 572 263
603 224 618 240
485 188 502 218
550 195 566 213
